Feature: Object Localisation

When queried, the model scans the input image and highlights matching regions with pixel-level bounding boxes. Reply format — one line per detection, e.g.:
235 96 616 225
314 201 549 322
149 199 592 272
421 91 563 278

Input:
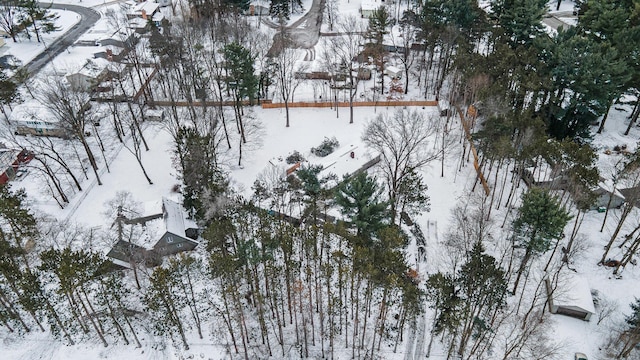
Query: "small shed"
384 65 402 80
244 4 269 16
546 272 595 321
360 0 381 18
593 181 625 209
145 109 165 121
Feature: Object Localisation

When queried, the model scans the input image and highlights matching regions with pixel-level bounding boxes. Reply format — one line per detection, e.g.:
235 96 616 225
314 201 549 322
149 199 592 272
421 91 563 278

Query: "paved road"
15 3 100 81
267 0 325 56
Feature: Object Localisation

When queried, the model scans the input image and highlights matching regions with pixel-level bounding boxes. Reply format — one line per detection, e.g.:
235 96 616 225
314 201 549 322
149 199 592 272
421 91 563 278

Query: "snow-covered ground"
3 0 640 359
0 9 80 75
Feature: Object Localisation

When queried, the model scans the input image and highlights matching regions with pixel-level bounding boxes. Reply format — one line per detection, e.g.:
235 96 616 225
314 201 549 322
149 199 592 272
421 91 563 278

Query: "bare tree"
270 46 307 127
327 15 366 124
362 108 440 223
37 76 103 185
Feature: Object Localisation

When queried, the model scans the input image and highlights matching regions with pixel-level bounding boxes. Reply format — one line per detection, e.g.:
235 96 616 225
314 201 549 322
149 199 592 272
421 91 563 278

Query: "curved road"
16 3 100 81
267 0 325 56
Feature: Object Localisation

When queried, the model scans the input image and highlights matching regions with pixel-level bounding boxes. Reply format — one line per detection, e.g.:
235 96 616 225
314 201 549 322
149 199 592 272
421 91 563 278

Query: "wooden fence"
456 106 491 196
261 100 438 109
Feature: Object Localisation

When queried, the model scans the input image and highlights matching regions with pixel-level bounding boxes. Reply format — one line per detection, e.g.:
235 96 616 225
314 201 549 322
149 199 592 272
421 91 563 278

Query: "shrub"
286 151 305 164
311 137 340 157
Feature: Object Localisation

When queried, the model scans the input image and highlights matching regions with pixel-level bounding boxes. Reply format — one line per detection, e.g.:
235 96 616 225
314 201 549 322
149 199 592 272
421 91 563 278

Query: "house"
66 58 126 91
96 29 137 48
105 198 199 269
128 17 150 34
360 0 382 18
127 1 165 26
546 272 595 321
10 102 67 138
244 1 269 16
152 198 199 256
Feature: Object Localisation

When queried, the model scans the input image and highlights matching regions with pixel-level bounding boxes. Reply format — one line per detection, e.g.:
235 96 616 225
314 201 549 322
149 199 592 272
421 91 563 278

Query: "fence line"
456 106 490 196
146 99 438 108
261 100 438 109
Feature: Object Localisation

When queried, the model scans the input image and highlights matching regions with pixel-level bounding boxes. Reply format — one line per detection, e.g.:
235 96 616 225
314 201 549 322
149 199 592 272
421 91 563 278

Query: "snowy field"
3 0 640 359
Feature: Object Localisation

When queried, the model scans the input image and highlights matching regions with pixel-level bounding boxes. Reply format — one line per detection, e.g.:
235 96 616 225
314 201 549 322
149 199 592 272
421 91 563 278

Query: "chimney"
106 48 113 61
141 9 147 19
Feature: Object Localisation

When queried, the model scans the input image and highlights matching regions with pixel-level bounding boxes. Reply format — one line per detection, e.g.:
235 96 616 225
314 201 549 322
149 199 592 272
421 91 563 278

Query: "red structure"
0 149 34 184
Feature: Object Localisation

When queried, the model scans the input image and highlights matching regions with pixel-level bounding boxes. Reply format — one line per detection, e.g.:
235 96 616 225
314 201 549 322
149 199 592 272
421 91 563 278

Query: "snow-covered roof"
128 17 148 29
98 29 133 46
385 65 401 74
596 180 625 199
552 271 596 315
361 0 382 11
68 58 125 78
162 197 186 237
9 102 60 126
129 1 160 17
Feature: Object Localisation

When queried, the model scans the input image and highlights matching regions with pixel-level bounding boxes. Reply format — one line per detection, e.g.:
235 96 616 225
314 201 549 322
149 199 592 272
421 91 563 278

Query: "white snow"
2 0 640 359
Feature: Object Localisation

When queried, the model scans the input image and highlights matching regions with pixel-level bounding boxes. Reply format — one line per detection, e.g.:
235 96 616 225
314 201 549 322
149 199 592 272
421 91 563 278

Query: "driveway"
267 0 325 56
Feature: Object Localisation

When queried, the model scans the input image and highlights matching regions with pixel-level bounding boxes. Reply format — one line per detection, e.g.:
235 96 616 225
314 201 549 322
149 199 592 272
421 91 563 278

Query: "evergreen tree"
269 0 290 22
223 42 259 103
0 69 19 120
490 0 548 48
18 0 58 43
174 126 229 221
366 6 391 92
144 266 190 350
334 172 388 241
456 241 507 356
511 188 571 293
617 298 640 358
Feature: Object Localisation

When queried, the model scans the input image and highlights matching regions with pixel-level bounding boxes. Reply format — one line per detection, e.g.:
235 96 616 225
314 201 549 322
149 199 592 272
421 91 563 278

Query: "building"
127 1 165 26
153 198 199 256
360 0 383 18
593 181 625 209
546 272 595 321
106 198 199 269
66 58 126 91
0 147 34 184
243 1 269 16
144 109 164 121
10 102 67 138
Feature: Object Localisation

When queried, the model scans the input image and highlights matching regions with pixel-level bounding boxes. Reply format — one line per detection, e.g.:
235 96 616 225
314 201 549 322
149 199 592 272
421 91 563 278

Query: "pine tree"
18 0 59 43
617 298 640 358
456 241 507 357
334 172 388 241
511 188 571 293
144 266 190 350
0 69 19 119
